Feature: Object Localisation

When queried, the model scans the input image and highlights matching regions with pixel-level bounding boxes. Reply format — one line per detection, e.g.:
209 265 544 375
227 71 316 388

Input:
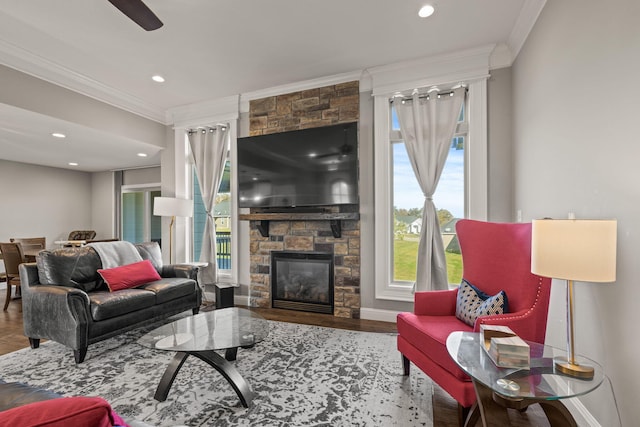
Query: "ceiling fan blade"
107 0 163 31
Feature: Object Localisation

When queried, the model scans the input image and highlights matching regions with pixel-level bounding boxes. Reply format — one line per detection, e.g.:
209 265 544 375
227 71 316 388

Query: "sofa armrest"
19 263 91 350
414 289 458 316
161 264 197 280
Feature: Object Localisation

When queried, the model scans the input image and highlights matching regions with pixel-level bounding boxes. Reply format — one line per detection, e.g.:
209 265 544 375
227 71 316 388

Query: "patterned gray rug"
0 316 433 427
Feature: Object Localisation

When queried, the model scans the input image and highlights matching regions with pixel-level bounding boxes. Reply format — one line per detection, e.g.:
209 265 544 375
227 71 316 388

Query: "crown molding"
489 43 514 70
239 70 364 113
507 0 547 62
369 45 494 97
0 38 166 123
167 95 240 129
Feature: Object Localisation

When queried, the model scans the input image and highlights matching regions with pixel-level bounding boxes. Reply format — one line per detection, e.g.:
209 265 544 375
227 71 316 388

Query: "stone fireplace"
243 81 360 319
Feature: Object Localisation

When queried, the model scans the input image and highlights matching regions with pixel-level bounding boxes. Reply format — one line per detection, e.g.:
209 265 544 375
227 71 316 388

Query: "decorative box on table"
480 324 530 369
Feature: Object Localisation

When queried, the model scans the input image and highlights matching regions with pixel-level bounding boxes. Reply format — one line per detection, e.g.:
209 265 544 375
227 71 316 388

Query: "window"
121 187 161 244
191 151 232 275
374 80 487 301
390 103 466 285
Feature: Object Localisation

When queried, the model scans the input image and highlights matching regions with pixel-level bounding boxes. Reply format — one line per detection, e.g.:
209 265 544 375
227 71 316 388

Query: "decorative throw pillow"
98 260 161 292
455 279 509 327
0 396 129 427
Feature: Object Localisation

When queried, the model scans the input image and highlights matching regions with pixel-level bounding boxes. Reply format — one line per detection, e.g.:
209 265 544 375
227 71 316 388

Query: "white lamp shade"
153 197 193 218
531 219 617 282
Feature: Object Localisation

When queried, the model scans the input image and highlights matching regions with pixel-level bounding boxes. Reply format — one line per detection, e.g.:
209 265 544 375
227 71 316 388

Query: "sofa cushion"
397 312 472 381
455 279 508 327
135 242 164 275
89 290 156 321
37 247 104 292
0 396 127 427
98 260 161 292
141 278 198 304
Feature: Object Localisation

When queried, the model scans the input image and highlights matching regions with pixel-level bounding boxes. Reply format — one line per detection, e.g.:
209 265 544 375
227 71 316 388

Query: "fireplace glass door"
271 252 333 314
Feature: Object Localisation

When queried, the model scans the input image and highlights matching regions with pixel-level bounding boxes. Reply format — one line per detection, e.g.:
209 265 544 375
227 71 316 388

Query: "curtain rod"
389 87 467 104
187 125 228 135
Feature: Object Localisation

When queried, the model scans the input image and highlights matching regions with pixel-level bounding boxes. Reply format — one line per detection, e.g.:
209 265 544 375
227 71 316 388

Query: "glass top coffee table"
447 331 605 427
138 307 270 407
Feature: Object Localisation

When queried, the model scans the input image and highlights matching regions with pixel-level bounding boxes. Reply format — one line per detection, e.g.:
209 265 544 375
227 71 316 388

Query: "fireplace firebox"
271 252 333 314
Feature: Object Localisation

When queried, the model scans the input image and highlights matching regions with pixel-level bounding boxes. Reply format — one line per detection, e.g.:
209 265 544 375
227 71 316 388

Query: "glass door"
121 188 161 244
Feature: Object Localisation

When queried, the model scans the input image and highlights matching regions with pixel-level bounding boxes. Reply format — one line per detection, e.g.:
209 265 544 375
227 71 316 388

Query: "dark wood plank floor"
0 298 548 426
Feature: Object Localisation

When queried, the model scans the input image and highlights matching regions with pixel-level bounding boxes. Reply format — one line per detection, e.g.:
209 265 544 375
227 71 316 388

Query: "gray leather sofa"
18 242 202 363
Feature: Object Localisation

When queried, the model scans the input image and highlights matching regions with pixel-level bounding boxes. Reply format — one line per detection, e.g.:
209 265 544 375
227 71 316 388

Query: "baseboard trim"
564 398 601 427
360 307 399 323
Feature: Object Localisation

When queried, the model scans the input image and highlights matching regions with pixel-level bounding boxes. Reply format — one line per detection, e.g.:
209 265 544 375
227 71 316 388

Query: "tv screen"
237 122 358 208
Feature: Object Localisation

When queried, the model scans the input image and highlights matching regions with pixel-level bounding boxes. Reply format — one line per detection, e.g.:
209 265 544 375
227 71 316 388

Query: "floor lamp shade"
153 197 193 219
153 197 193 263
531 218 617 379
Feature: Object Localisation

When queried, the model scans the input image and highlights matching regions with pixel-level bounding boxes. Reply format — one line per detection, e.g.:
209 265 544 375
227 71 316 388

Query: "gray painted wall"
0 159 92 250
513 0 637 424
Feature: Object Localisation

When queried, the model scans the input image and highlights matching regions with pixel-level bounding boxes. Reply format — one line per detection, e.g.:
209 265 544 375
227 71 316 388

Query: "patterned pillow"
455 279 509 327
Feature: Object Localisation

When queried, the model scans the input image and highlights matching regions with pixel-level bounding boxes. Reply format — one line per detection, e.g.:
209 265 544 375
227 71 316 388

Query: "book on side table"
480 324 530 369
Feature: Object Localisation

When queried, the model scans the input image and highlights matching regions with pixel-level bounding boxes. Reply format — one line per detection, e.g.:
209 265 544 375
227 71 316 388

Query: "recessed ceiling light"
52 133 66 138
137 153 148 157
152 75 165 83
68 162 78 166
418 5 435 18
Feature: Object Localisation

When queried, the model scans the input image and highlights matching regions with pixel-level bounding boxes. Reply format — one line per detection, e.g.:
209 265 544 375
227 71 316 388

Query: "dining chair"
10 237 46 261
10 237 46 250
67 230 96 241
0 242 25 311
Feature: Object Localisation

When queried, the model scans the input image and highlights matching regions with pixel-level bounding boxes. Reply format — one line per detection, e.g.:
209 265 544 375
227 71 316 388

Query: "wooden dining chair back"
0 242 25 311
68 230 96 241
10 237 46 251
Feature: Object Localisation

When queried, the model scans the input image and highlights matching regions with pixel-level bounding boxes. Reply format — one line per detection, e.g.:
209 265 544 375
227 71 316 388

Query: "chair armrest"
414 289 458 316
161 264 197 280
474 308 546 344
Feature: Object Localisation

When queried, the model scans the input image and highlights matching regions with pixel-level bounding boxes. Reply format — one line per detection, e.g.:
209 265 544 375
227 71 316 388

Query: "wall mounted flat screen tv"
237 122 358 209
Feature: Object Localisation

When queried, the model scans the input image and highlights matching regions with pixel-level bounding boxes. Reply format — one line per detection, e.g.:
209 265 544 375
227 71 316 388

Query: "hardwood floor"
0 299 548 426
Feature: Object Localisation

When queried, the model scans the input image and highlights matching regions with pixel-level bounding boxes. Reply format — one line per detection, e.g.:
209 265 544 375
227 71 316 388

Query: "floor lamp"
531 218 617 379
153 197 193 264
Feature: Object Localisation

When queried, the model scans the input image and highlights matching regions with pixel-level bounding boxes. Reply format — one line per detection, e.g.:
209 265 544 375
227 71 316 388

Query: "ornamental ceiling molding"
0 38 165 124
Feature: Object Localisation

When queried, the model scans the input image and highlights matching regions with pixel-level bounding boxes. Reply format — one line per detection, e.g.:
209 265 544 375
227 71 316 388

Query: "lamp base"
554 356 594 379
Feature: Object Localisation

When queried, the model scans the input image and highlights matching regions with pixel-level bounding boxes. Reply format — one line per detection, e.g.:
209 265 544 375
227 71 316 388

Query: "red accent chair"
396 219 552 426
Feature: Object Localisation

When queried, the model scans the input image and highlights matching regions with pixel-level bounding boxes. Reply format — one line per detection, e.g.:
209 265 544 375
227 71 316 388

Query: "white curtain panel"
188 125 229 285
394 87 465 291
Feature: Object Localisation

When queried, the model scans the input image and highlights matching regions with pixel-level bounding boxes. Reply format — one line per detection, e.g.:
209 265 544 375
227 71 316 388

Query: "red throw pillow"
0 396 129 427
98 259 161 292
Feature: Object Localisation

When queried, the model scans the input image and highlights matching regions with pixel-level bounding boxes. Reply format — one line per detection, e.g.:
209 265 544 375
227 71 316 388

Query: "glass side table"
446 331 605 427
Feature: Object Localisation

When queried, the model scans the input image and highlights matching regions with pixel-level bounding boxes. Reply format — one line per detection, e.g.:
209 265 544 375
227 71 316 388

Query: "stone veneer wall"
247 81 361 318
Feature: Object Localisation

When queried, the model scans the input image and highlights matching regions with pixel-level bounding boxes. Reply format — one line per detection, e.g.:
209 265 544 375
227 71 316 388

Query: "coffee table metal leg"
154 352 190 402
191 350 254 408
153 350 254 408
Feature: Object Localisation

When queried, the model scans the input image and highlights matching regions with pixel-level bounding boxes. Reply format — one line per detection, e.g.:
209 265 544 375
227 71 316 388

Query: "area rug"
0 318 433 426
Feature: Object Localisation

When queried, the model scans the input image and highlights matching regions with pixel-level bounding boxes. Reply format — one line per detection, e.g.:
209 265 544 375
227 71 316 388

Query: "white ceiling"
0 0 542 172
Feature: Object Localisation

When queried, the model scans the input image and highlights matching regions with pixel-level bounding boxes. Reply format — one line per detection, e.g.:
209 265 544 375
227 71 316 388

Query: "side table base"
468 380 578 427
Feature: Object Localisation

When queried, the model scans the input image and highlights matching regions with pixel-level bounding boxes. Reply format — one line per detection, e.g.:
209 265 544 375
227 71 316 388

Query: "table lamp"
153 197 193 263
531 218 617 379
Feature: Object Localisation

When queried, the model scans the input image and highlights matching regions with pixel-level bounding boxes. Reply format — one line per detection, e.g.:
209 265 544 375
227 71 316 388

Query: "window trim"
374 79 488 302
